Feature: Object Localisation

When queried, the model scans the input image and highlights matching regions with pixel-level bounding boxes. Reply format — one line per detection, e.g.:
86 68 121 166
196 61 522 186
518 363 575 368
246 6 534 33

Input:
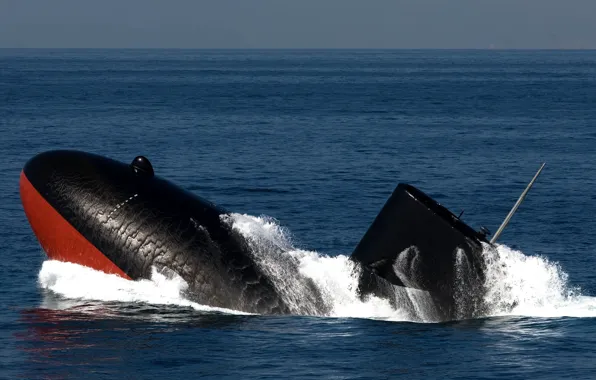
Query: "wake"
38 213 596 322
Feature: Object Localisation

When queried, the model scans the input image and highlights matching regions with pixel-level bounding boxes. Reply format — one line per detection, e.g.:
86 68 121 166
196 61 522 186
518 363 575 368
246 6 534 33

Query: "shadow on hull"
20 150 492 320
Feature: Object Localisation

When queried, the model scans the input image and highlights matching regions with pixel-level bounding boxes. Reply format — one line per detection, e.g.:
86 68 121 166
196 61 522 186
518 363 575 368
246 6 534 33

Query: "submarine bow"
20 150 490 319
20 150 296 314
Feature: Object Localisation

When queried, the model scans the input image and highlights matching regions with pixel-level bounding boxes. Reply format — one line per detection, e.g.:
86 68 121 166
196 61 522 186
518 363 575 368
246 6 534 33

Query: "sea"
1 49 596 379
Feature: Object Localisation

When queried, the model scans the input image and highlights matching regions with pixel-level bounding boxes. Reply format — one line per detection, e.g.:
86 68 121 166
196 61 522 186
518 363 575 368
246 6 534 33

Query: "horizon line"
1 47 596 51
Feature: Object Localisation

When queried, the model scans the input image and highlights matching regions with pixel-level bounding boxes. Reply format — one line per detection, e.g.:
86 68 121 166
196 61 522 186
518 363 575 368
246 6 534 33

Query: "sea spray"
481 244 595 318
222 213 332 316
38 213 596 321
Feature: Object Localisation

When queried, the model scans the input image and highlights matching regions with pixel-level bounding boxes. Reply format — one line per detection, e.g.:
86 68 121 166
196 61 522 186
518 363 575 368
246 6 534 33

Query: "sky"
1 0 595 49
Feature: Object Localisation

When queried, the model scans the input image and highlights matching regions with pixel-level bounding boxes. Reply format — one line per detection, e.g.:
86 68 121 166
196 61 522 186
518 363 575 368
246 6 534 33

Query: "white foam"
226 213 596 320
225 213 414 321
37 213 596 322
292 249 413 320
482 244 596 318
38 260 249 315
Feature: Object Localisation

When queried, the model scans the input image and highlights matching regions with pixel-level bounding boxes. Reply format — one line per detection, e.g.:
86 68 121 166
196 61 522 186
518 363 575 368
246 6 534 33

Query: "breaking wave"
38 213 596 322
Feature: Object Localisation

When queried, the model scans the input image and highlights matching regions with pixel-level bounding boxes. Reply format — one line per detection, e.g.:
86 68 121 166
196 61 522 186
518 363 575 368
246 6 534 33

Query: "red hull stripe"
20 171 131 280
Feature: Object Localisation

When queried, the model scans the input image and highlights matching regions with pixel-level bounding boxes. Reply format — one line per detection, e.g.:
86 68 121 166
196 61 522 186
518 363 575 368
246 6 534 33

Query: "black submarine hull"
21 150 300 314
20 150 489 319
352 184 489 319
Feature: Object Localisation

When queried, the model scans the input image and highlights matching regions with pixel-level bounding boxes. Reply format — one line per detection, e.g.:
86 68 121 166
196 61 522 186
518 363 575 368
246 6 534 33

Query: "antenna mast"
490 163 545 244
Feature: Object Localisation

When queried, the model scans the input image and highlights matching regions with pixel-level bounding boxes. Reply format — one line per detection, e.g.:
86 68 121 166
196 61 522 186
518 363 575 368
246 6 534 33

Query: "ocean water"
1 49 596 379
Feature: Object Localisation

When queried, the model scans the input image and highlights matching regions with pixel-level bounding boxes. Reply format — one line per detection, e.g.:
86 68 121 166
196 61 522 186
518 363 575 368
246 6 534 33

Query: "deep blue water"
1 49 596 379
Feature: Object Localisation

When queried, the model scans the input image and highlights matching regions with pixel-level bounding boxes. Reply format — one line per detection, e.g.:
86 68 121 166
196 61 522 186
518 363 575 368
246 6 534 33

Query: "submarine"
20 150 543 320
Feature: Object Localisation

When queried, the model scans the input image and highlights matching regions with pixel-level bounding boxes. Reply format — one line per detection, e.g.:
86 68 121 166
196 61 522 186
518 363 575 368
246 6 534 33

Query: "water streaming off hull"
36 213 596 322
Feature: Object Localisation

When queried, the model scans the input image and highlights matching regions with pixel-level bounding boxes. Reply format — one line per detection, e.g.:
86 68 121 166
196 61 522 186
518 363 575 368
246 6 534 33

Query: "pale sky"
1 0 595 49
